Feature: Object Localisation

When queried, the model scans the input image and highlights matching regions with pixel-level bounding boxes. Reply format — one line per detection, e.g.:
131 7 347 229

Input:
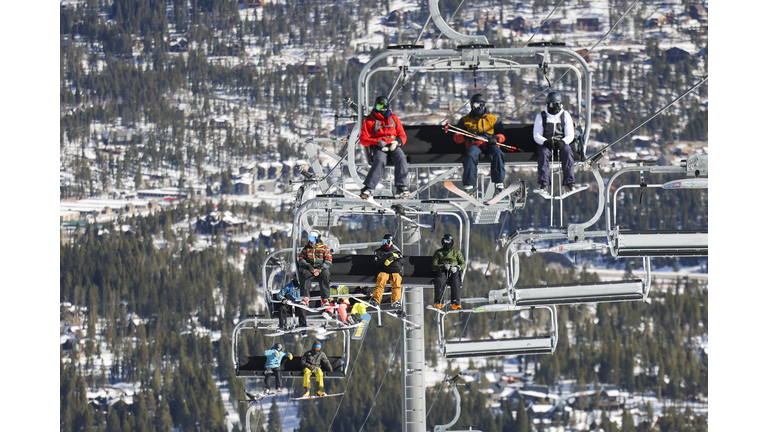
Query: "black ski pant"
434 269 462 305
264 367 282 390
299 267 331 300
364 146 409 189
278 303 307 328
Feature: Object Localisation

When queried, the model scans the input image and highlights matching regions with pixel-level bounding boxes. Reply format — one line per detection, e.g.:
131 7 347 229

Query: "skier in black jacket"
371 233 404 308
301 342 333 396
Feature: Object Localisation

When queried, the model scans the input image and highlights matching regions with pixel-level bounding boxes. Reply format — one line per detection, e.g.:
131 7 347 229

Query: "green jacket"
430 247 466 271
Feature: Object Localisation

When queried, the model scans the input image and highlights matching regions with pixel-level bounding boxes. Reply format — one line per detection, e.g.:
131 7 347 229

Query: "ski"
554 184 588 200
354 298 421 328
443 181 485 206
292 393 345 401
533 184 587 199
662 178 708 189
484 181 524 205
263 326 318 337
284 300 340 314
317 322 364 333
332 182 431 228
425 305 445 314
533 186 552 199
541 243 608 253
351 313 371 340
244 390 284 403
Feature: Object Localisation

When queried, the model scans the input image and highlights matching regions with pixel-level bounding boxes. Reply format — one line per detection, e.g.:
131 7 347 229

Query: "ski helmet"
546 92 563 114
308 229 320 244
291 277 299 287
313 342 322 351
441 233 454 249
470 93 487 116
374 95 389 115
382 233 394 248
274 343 283 351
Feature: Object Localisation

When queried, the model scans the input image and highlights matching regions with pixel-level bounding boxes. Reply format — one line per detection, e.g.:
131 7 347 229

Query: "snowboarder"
263 343 293 394
371 233 404 308
431 234 466 310
301 342 333 396
275 278 307 331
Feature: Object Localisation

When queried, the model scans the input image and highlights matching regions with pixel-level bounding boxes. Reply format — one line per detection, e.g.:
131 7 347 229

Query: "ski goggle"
313 344 322 350
308 236 317 244
382 238 392 245
472 102 485 109
376 103 388 111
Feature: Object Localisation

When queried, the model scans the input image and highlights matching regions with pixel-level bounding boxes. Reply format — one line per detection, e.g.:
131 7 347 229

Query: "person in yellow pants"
301 342 333 396
370 234 405 309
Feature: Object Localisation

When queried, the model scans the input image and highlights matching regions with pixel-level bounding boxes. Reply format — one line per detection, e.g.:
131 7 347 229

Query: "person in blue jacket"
276 278 307 331
264 342 293 394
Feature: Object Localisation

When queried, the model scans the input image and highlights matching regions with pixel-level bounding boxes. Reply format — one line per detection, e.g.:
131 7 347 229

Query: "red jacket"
359 111 407 148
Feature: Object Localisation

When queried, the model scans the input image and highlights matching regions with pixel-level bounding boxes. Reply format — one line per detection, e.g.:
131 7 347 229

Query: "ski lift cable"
520 0 566 48
588 75 708 163
425 380 448 418
508 0 639 119
357 334 402 432
325 333 369 432
449 210 510 344
280 338 308 426
387 0 466 102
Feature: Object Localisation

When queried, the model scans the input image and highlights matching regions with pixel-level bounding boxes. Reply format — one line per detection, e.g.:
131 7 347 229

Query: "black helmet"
382 233 394 248
469 94 487 116
546 92 563 114
441 233 454 249
273 343 283 351
374 96 389 114
291 277 299 287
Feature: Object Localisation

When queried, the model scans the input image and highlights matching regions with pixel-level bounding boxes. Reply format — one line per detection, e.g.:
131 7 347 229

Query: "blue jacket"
277 281 302 302
264 349 291 368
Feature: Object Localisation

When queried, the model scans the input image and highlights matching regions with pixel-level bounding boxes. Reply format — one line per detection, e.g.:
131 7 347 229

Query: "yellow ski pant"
303 367 324 388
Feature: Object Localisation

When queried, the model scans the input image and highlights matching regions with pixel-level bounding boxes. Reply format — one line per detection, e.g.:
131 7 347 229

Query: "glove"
377 140 389 151
384 258 393 266
288 354 293 360
555 140 566 150
442 263 451 272
543 139 554 150
487 135 498 146
453 134 465 144
387 143 397 152
313 268 320 277
450 266 459 274
395 137 403 146
281 297 288 304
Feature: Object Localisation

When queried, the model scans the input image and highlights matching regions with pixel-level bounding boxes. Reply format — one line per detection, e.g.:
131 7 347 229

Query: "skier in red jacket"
358 96 410 199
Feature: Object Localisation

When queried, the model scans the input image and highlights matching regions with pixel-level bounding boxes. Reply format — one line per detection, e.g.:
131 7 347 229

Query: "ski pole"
443 124 518 151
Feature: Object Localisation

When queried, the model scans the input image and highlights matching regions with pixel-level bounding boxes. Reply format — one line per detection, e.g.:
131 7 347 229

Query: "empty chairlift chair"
436 304 558 357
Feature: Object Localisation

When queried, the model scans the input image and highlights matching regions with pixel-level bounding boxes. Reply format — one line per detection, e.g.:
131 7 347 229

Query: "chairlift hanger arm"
602 165 688 241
